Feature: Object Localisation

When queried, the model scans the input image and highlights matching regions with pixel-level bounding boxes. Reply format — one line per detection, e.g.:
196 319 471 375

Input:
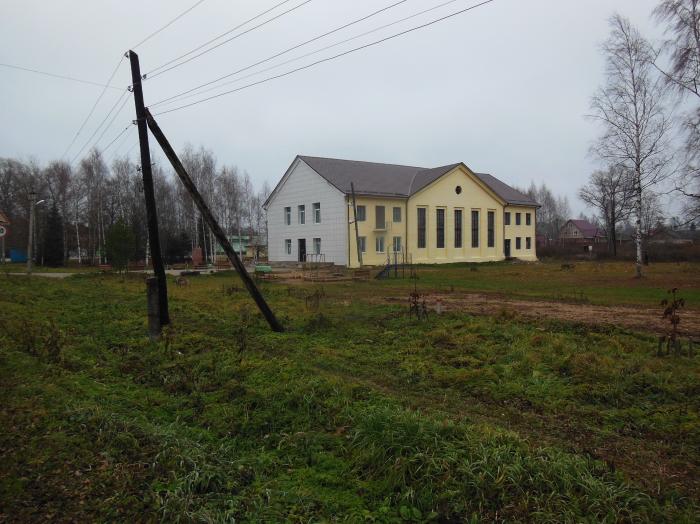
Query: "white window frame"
313 237 321 254
285 239 292 254
375 235 385 253
358 236 366 253
298 205 305 224
313 202 321 224
393 206 402 223
392 236 402 253
356 205 366 221
284 207 291 225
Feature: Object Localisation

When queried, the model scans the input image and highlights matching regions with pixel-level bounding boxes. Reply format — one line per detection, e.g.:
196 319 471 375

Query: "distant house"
264 155 539 266
214 235 267 260
559 219 606 244
648 226 699 245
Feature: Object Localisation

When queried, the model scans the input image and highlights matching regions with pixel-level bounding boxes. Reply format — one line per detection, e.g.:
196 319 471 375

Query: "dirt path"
5 272 75 279
386 292 700 338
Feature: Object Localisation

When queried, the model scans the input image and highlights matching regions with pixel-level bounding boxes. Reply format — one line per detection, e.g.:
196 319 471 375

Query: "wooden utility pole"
145 108 284 333
350 182 362 266
128 50 170 326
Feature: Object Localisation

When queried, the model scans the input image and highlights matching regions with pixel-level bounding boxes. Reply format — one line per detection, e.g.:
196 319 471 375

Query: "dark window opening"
471 210 479 248
454 209 463 248
436 208 445 248
417 208 426 248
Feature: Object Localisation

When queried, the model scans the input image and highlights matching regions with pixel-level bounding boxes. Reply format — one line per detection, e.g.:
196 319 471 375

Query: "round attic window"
455 185 462 195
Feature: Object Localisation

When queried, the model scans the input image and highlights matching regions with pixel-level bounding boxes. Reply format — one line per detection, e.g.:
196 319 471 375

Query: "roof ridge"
299 154 426 171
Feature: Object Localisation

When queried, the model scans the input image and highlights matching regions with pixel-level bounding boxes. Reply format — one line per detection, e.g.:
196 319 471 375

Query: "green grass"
1 264 699 522
381 260 700 308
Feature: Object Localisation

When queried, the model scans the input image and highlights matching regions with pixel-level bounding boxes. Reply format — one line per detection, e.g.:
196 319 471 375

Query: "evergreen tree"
42 203 64 267
105 219 135 274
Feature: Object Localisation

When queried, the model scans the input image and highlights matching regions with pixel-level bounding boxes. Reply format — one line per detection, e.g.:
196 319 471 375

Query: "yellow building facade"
345 165 537 268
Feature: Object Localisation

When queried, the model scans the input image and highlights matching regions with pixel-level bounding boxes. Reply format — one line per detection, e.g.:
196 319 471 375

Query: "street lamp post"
26 192 45 275
27 190 36 275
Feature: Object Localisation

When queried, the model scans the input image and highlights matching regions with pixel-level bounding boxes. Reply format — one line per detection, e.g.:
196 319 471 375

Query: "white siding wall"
266 159 348 265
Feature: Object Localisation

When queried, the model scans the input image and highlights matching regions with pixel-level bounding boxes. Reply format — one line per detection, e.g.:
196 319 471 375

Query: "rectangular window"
417 207 427 248
505 212 511 226
375 205 385 229
313 237 321 254
393 206 402 223
298 205 305 224
436 208 445 248
471 210 479 248
454 209 463 248
358 236 366 253
516 237 521 250
313 202 321 223
392 236 402 253
285 239 292 255
526 213 531 226
375 236 385 253
526 237 531 250
284 206 291 225
516 212 521 226
487 211 495 248
356 205 366 221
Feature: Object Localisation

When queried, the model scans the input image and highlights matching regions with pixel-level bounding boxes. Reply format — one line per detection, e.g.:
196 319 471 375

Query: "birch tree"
590 14 673 277
654 0 700 222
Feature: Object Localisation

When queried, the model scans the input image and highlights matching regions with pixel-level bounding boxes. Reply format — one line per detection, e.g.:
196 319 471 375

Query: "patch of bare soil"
386 292 700 338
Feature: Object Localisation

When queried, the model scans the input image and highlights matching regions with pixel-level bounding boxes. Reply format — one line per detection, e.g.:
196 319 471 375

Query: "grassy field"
1 261 699 522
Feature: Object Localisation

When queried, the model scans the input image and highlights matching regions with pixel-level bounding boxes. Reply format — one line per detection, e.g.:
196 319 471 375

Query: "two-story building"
264 155 538 266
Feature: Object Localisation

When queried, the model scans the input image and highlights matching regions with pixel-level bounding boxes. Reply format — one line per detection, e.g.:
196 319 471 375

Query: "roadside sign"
0 225 6 238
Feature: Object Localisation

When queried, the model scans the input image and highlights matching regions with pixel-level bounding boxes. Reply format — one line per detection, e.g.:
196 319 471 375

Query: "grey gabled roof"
472 172 538 206
271 155 538 206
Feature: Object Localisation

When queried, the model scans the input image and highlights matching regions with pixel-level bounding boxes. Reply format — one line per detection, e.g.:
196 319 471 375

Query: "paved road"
5 272 75 279
4 268 261 279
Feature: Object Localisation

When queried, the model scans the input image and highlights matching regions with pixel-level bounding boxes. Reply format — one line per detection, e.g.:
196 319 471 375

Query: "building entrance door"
504 239 511 258
298 239 306 262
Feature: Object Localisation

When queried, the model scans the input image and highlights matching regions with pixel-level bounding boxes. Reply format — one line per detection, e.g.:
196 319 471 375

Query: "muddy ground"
386 292 700 339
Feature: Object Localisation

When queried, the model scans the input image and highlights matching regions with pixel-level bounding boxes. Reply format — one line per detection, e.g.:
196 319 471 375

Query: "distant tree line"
583 1 700 275
0 145 270 266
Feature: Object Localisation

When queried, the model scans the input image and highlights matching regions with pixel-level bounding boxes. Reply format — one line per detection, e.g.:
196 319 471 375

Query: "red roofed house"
559 219 606 244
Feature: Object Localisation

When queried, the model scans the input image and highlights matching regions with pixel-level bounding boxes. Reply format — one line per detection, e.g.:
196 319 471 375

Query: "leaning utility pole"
128 50 170 326
145 108 284 333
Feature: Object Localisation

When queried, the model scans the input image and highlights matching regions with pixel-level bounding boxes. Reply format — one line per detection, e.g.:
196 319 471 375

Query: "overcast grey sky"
1 0 665 214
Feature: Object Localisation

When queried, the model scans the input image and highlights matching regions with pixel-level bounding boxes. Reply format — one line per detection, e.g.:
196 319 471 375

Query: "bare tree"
523 182 570 240
641 190 666 237
653 0 700 223
579 165 634 255
590 14 674 277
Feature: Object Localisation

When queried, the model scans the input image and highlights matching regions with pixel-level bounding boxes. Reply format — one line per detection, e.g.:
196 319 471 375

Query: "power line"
143 0 295 78
125 138 140 156
132 0 208 49
60 56 126 161
0 62 123 90
153 0 496 116
93 93 132 150
153 0 464 109
107 125 137 162
143 0 313 80
150 0 410 108
70 88 129 165
101 125 134 156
